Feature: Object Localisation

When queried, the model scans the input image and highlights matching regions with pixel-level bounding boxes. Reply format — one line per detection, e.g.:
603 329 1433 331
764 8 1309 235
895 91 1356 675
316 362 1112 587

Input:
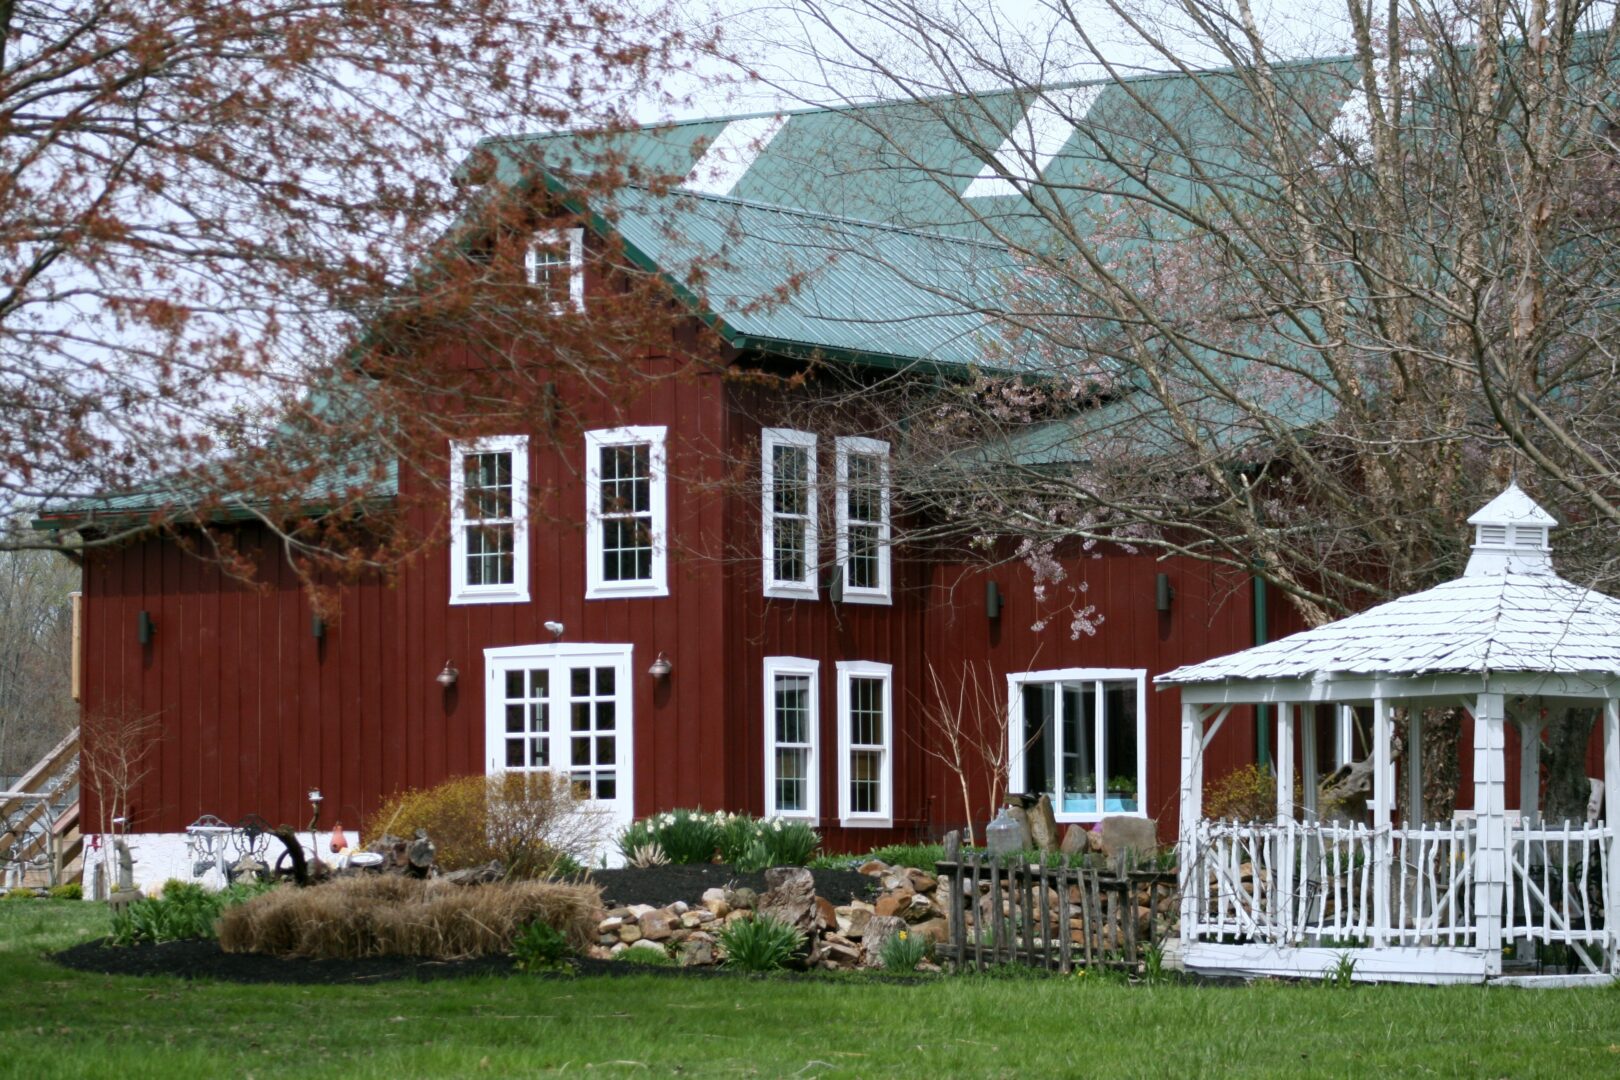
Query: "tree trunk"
1542 708 1596 826
1420 708 1462 823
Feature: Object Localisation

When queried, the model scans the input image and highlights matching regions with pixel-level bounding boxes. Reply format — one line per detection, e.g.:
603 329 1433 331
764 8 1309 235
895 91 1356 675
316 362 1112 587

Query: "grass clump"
810 843 952 871
49 882 83 900
717 913 803 972
511 920 573 973
216 875 601 960
878 928 930 973
616 945 676 967
364 771 601 879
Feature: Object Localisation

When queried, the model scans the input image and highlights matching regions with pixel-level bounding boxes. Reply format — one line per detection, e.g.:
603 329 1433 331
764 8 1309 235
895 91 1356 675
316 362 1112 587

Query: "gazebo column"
1604 699 1620 967
1299 705 1319 820
1372 695 1392 946
1406 708 1424 825
1178 702 1206 949
1473 692 1508 976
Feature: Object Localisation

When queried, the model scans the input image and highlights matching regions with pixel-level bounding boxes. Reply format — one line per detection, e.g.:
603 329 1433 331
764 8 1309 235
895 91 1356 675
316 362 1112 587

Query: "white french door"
484 643 634 830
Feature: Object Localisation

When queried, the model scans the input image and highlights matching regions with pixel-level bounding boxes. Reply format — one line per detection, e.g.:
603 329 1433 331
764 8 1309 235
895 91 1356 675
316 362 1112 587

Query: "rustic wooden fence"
933 830 1177 973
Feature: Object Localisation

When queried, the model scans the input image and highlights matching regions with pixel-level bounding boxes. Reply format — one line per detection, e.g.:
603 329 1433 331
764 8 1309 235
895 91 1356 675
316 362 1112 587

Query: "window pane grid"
768 442 813 586
837 442 887 597
1017 676 1141 816
842 670 888 820
457 447 519 590
598 443 653 582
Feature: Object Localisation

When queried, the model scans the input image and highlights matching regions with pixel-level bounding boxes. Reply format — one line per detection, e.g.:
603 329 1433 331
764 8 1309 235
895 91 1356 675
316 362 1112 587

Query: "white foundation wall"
84 830 360 896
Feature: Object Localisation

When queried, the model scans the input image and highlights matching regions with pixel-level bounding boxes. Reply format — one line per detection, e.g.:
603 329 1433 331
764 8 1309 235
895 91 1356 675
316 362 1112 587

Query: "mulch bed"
585 863 875 908
50 864 882 986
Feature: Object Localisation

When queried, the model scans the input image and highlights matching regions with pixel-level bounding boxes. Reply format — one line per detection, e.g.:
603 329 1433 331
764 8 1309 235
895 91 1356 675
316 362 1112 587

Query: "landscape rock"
1059 825 1089 857
758 867 817 932
618 924 643 943
679 932 715 967
1029 795 1062 853
598 916 624 933
627 903 657 920
910 917 950 946
628 939 667 957
727 887 758 911
1098 816 1159 862
670 901 689 915
813 896 837 931
904 869 937 893
638 910 676 941
900 894 937 924
680 910 714 929
858 859 889 876
874 885 914 918
835 906 872 939
702 898 731 918
860 915 908 968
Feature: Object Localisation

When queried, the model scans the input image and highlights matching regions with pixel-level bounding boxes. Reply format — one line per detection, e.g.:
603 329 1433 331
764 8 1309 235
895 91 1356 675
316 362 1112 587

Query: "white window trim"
761 428 818 600
449 434 530 606
1006 667 1148 822
836 660 893 828
527 227 585 314
585 426 668 600
763 656 820 821
834 435 891 605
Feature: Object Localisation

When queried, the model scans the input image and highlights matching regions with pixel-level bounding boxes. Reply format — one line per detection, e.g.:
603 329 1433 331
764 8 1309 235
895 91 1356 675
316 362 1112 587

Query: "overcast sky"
659 0 1355 119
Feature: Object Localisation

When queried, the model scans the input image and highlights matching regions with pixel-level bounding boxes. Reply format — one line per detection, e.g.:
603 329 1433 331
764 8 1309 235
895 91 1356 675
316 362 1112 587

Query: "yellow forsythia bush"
363 772 602 878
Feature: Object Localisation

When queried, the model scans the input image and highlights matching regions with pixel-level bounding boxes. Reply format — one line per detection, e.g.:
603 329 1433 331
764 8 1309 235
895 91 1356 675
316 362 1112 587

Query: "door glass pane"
506 671 523 698
506 740 524 767
506 704 524 734
571 667 589 696
595 667 614 695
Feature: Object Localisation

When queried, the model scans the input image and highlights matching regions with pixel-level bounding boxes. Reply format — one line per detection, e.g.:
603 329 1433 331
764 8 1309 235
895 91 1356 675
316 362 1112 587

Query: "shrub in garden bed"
617 810 819 870
216 875 601 960
109 879 276 945
363 771 599 878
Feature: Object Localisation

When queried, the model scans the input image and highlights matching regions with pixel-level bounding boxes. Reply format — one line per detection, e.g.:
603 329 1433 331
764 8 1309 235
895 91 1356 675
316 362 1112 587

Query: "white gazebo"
1158 485 1620 984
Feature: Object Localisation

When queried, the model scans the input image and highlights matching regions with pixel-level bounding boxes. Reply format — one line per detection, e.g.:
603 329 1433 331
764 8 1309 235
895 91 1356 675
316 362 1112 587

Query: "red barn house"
49 82 1322 888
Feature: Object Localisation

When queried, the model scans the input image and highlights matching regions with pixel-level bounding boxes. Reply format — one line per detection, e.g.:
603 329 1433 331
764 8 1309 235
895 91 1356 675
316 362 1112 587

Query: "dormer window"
527 227 584 314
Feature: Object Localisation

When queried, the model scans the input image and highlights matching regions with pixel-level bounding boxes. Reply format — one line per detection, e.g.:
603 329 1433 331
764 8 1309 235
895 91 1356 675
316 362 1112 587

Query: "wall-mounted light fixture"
544 620 565 641
986 580 1002 620
136 610 154 645
311 615 326 640
1155 573 1174 613
648 652 672 679
436 660 459 688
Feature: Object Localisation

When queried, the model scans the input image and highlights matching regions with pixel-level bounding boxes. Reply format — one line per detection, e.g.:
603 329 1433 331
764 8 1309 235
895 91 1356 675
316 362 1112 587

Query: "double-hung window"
449 435 530 605
1007 669 1146 820
761 428 817 599
836 660 892 827
527 227 584 314
834 436 890 604
763 657 819 819
585 426 668 599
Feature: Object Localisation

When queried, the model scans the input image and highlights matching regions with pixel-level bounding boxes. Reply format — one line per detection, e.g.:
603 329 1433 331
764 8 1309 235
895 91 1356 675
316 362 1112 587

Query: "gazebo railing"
1504 819 1610 968
1188 818 1478 948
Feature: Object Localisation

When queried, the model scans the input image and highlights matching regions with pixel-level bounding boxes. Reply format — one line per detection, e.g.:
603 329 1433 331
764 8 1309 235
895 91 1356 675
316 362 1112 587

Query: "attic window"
1477 524 1508 546
527 227 584 314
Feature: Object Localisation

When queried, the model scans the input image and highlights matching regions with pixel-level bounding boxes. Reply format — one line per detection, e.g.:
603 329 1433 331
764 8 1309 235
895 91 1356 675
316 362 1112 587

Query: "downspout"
1253 570 1271 769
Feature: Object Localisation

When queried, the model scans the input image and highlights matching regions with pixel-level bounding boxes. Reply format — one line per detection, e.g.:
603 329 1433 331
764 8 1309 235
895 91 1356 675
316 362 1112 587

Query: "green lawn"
4 900 1619 1078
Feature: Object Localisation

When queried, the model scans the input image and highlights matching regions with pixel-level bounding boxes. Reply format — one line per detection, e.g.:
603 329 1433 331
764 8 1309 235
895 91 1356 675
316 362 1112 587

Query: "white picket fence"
1187 819 1480 948
1504 819 1611 971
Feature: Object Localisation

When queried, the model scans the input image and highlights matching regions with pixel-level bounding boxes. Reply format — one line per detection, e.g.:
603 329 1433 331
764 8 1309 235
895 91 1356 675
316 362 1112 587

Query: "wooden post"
1179 702 1203 949
1276 702 1295 825
69 591 82 703
1474 692 1508 975
1604 699 1620 969
1337 704 1354 768
1372 695 1391 947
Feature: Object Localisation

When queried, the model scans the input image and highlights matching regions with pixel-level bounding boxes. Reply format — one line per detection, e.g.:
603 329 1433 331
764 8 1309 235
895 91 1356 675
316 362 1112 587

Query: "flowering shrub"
616 810 820 868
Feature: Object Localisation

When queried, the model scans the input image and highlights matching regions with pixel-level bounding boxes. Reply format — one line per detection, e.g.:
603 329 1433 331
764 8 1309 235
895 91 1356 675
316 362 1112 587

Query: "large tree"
4 0 698 555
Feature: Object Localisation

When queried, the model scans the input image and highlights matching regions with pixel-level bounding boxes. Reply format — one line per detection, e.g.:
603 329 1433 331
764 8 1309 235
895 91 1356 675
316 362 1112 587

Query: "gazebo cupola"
1464 481 1557 577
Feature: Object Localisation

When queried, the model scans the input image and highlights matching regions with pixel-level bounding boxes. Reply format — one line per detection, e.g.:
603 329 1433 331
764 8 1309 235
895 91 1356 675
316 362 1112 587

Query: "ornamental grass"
216 875 601 961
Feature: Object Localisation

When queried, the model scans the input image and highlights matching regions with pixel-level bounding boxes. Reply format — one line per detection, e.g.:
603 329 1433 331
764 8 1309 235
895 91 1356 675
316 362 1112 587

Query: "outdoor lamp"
436 660 459 688
648 652 672 679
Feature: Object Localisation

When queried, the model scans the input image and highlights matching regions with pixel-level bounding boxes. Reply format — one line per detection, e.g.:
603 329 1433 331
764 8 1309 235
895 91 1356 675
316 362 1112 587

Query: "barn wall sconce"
1155 573 1174 613
648 652 673 679
311 615 326 640
136 610 154 645
986 580 1002 620
436 660 459 688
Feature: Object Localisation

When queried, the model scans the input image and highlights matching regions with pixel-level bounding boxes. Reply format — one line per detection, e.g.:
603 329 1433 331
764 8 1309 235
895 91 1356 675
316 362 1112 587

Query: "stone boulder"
1028 794 1061 853
638 909 676 941
1059 824 1090 857
1098 816 1159 862
758 867 817 933
860 915 908 968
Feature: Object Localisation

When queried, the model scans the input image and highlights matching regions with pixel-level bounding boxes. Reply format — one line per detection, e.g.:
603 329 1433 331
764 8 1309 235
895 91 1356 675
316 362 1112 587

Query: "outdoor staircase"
0 730 81 888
